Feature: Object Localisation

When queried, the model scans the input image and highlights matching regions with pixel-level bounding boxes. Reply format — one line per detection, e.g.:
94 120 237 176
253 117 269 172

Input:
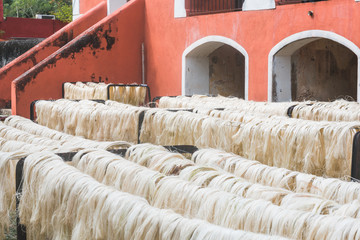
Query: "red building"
2 0 360 117
0 0 67 40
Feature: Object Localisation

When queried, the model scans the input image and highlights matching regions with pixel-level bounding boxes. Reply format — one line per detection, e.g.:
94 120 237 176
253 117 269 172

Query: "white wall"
108 0 127 15
174 0 187 18
185 57 209 95
273 56 292 101
242 0 275 11
72 0 82 20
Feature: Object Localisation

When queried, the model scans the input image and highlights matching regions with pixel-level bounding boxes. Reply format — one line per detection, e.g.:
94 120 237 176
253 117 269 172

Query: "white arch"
182 36 249 99
268 30 360 102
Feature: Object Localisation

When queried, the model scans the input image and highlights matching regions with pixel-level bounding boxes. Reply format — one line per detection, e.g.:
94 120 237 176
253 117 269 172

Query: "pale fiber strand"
158 95 296 116
0 152 27 239
159 96 360 122
123 144 360 218
35 99 148 142
71 149 360 239
0 118 130 237
192 148 360 205
292 100 360 122
20 152 281 240
74 148 358 218
2 117 131 151
139 106 357 178
64 82 147 106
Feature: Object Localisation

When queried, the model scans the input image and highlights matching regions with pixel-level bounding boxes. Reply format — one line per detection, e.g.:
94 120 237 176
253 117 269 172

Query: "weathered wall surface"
291 39 357 101
144 0 360 101
0 2 107 108
12 0 144 117
0 17 66 40
209 45 245 98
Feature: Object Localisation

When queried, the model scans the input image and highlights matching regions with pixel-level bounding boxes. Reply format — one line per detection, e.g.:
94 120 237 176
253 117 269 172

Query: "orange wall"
12 0 144 117
144 0 360 101
0 2 107 108
80 0 106 14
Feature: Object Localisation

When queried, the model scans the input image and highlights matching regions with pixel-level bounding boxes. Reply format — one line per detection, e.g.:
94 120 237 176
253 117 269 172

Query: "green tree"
4 0 72 22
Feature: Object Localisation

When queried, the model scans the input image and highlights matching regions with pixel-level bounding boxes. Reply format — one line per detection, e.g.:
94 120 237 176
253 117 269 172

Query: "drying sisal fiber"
291 100 360 121
3 116 131 151
0 117 131 237
0 152 28 239
192 148 360 205
122 144 360 218
139 109 241 152
140 106 359 178
158 95 297 116
73 148 360 219
35 99 149 142
69 148 360 239
64 82 147 106
125 144 195 175
159 95 360 122
34 98 359 178
20 151 285 240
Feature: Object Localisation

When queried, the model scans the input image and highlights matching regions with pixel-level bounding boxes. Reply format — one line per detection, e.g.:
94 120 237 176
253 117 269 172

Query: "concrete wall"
0 2 107 108
291 39 357 101
144 0 360 101
209 45 245 98
12 0 144 117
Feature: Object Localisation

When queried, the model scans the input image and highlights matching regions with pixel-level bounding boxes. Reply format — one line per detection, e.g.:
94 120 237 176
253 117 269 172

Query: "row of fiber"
158 95 360 122
5 115 360 239
18 142 360 239
0 115 131 239
64 82 147 106
0 116 286 240
35 99 359 178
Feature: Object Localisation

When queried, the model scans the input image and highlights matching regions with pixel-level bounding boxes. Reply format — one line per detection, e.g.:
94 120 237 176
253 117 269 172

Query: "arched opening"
182 36 248 99
269 31 360 102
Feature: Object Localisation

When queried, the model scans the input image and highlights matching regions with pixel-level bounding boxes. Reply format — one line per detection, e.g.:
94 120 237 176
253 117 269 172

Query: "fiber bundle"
159 95 360 122
35 99 148 142
70 147 360 239
20 151 284 240
192 148 360 205
158 95 295 116
64 82 147 106
291 100 360 121
123 144 360 218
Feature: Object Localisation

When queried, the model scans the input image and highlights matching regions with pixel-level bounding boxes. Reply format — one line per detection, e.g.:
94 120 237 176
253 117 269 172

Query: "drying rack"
15 145 198 240
62 82 151 105
286 104 314 118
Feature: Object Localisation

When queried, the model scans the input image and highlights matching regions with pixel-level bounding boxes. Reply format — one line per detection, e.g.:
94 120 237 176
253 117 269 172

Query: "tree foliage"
4 0 72 22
